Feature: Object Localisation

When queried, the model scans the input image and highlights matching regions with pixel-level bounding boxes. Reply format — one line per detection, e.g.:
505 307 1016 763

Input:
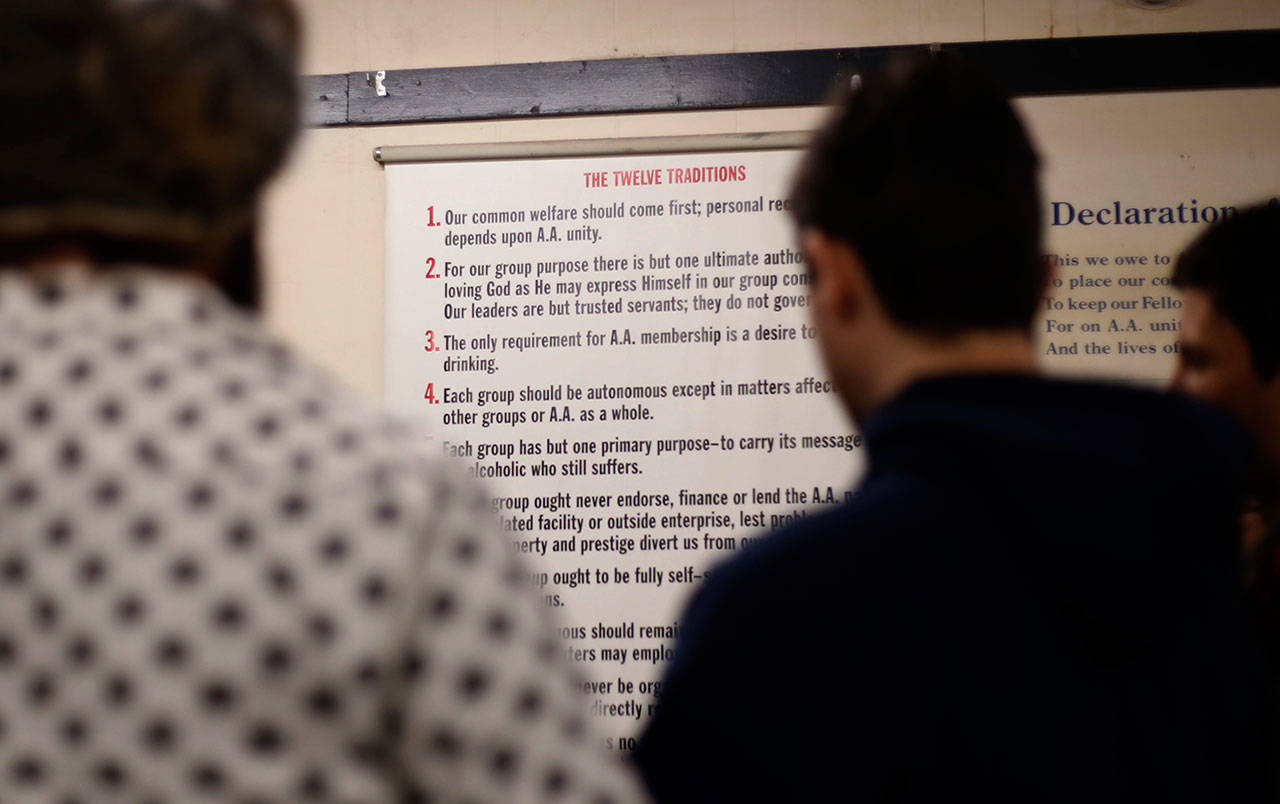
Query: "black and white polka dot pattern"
0 268 644 803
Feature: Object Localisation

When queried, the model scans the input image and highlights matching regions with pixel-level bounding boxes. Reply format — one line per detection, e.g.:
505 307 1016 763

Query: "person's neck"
25 244 93 270
857 328 1037 420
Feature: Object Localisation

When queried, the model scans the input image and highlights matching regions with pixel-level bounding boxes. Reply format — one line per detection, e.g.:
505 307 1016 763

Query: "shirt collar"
0 264 240 335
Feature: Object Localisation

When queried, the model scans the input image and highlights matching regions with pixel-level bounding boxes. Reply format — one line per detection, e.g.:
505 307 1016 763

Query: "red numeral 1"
427 206 440 227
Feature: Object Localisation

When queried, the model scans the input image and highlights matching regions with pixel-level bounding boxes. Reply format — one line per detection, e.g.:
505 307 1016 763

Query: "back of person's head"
1173 202 1280 379
789 52 1043 336
0 0 300 307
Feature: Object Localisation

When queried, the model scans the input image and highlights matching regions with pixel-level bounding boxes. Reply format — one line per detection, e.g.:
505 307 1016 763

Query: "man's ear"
801 228 864 325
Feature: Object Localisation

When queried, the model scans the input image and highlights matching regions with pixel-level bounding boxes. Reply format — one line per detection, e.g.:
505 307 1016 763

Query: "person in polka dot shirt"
0 1 646 802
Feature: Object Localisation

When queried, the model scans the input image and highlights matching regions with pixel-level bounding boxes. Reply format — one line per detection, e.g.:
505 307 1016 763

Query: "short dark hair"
1172 201 1280 378
0 0 300 310
789 52 1043 335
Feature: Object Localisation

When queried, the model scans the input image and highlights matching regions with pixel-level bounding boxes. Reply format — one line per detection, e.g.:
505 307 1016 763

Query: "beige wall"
295 0 1280 74
262 0 1280 395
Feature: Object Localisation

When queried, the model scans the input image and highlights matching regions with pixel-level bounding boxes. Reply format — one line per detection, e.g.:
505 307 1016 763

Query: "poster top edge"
373 132 812 166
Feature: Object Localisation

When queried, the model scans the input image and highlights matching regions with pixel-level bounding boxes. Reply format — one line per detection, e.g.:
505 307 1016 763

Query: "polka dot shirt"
0 268 646 803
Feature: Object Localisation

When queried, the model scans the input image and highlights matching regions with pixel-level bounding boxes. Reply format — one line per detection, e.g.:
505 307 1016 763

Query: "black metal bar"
305 30 1280 128
302 73 348 127
953 30 1280 96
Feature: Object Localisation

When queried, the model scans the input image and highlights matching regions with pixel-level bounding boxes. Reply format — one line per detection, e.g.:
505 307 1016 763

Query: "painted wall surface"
262 0 1280 395
295 0 1280 75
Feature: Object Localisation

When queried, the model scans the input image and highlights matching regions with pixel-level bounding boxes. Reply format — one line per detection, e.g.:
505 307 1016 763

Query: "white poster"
387 147 857 750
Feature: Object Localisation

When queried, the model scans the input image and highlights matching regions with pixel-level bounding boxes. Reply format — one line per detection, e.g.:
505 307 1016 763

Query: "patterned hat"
0 0 299 251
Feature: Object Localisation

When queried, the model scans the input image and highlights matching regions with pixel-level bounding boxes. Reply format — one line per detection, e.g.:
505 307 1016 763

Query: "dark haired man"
635 54 1271 802
0 2 643 801
1171 202 1280 668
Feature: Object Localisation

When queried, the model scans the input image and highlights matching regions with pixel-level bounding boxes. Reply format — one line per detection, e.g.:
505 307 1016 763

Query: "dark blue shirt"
636 374 1271 802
